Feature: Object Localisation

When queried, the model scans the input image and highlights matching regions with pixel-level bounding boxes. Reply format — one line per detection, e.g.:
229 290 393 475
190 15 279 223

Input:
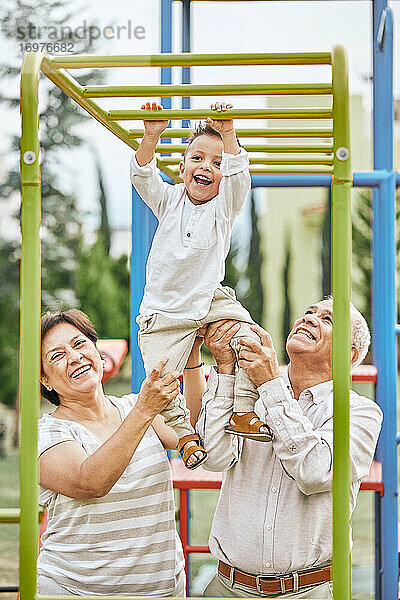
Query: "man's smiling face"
286 300 333 368
179 134 223 205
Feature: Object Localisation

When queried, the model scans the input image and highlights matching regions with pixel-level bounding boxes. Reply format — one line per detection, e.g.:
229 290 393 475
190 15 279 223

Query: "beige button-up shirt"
130 149 250 320
196 368 382 575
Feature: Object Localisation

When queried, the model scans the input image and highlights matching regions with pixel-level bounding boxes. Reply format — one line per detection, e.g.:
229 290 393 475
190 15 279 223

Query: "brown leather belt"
218 560 332 596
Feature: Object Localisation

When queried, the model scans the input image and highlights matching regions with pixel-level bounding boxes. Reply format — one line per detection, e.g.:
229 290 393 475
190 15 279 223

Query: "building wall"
259 95 372 362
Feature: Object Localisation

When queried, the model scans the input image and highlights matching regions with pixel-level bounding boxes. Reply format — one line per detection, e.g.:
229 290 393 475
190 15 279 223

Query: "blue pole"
131 188 157 392
250 171 390 189
161 0 172 137
372 4 398 599
131 0 173 392
181 0 191 131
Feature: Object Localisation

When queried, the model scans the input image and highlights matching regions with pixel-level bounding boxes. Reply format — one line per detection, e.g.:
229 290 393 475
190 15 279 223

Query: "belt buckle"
255 575 271 596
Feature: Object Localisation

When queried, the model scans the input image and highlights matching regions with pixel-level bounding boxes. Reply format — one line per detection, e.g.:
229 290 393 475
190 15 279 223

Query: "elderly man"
197 298 382 599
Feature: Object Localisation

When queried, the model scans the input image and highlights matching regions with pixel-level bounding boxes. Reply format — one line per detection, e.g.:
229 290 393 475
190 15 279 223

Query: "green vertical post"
331 46 352 600
20 51 44 600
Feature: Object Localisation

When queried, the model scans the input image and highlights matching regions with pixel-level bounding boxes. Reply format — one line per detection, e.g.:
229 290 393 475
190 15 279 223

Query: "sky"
1 0 400 249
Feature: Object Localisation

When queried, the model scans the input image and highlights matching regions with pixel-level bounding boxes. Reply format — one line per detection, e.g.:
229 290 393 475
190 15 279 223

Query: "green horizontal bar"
39 58 178 184
158 156 333 166
109 108 333 121
128 127 334 139
83 83 332 98
167 165 333 177
154 143 333 153
48 52 332 69
249 165 334 174
0 508 21 523
0 507 45 523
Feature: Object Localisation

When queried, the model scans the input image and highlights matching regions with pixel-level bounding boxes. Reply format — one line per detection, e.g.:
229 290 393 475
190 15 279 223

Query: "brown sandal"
225 411 273 442
177 434 208 470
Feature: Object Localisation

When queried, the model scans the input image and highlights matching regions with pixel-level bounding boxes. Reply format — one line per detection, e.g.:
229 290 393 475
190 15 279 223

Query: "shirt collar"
282 367 333 404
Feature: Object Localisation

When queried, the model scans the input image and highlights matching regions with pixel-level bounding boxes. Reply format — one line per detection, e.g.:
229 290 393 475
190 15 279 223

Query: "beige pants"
204 573 333 599
138 286 260 438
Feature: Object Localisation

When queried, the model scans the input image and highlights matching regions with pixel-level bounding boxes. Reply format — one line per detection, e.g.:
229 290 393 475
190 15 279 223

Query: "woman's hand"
204 320 240 375
141 102 169 139
138 358 180 419
237 324 280 387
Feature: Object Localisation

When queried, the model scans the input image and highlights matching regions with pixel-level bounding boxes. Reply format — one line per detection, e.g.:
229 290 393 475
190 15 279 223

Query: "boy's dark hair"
184 121 222 158
40 309 98 406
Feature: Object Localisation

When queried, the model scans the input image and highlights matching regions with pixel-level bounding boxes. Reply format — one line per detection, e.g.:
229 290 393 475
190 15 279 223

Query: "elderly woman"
37 309 206 597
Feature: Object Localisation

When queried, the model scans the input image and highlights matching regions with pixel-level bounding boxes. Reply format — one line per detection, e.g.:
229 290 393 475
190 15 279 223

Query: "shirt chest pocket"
190 225 218 250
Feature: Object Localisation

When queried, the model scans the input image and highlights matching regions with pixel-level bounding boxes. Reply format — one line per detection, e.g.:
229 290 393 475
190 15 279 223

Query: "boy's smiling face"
179 134 224 205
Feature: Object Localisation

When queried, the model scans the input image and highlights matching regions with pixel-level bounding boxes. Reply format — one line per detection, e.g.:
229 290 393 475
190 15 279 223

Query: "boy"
130 101 272 470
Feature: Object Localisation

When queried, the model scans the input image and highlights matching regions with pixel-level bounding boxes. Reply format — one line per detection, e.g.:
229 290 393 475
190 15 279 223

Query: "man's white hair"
324 297 370 368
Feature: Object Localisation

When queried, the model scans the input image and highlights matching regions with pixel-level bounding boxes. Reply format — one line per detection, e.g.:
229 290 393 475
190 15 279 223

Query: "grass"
0 449 19 600
0 375 384 598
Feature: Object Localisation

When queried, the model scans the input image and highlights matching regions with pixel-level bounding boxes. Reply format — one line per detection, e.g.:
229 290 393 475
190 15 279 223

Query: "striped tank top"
38 394 184 596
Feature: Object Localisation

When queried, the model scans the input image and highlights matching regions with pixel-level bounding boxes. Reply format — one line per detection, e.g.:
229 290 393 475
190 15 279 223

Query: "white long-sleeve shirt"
196 367 382 575
130 149 251 320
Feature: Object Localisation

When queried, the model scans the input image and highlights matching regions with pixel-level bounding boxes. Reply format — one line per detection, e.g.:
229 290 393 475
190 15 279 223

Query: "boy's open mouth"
194 174 212 186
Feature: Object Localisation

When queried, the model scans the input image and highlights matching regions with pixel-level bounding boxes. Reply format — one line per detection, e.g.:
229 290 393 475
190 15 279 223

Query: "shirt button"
271 486 277 493
186 232 191 237
275 420 281 426
290 444 297 452
266 524 272 531
265 563 271 568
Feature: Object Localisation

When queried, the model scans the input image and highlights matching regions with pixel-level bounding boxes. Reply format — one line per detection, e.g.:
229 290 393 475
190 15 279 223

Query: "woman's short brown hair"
41 309 98 406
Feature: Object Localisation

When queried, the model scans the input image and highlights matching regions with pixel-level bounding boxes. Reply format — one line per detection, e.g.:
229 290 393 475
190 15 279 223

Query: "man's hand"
204 320 240 375
141 101 169 139
137 358 180 419
237 324 280 387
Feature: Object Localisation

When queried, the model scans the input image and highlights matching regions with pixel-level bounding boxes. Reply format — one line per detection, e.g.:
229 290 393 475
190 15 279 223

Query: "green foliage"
241 191 264 324
0 0 106 407
92 149 112 256
282 231 292 363
321 189 332 298
222 231 240 292
351 189 400 334
76 235 130 341
0 241 19 407
352 191 373 330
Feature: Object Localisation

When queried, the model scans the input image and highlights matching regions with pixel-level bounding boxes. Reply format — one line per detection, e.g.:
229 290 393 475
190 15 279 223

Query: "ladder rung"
154 143 333 154
49 52 333 70
128 127 334 139
158 156 334 166
108 108 333 121
166 165 334 177
83 83 332 98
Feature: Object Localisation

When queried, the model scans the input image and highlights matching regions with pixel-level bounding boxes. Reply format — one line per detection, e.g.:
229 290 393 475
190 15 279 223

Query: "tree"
222 230 241 292
321 189 332 298
241 191 264 324
76 159 130 342
281 231 292 363
352 190 400 335
0 0 105 407
76 234 130 341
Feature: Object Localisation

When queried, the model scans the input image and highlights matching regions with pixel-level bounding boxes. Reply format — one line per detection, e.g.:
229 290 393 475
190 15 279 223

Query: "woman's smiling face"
41 322 103 401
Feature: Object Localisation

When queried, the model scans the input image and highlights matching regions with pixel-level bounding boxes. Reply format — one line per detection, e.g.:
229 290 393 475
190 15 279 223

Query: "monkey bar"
18 46 351 600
